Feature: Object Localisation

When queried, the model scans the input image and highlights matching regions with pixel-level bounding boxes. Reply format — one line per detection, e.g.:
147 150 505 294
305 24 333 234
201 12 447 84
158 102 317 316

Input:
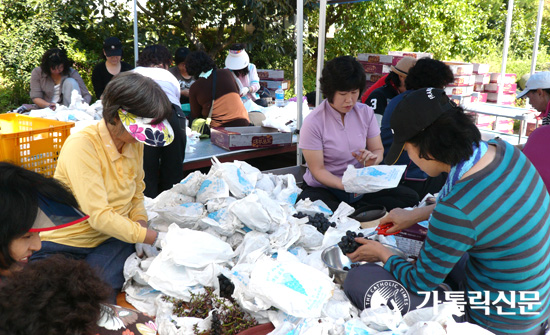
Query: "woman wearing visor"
31 72 169 301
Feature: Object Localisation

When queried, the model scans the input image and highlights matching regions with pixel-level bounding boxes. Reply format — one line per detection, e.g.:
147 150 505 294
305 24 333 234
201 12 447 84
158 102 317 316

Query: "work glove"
135 232 166 258
240 86 249 97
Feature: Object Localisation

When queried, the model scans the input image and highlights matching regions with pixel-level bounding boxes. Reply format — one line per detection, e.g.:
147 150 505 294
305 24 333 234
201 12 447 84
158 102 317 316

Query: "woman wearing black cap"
344 88 550 334
92 37 134 99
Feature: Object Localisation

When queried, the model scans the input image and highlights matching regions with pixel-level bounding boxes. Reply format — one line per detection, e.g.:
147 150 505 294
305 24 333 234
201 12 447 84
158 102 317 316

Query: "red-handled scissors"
364 223 401 238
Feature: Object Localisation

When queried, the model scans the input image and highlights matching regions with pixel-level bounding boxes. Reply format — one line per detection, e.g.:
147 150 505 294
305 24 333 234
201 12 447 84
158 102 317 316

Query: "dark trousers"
344 255 548 335
296 182 419 212
402 173 448 200
29 237 135 303
143 104 186 198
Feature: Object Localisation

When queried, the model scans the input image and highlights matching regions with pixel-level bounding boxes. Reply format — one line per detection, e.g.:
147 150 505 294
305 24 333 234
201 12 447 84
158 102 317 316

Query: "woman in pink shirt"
297 56 418 212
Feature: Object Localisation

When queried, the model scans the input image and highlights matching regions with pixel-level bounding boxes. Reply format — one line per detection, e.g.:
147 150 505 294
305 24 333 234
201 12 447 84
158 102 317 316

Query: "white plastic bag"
212 157 256 198
343 319 378 335
178 171 206 197
342 165 406 193
248 252 335 318
155 202 205 229
201 207 242 236
196 176 230 203
160 225 233 268
360 305 404 332
229 189 284 233
295 198 333 217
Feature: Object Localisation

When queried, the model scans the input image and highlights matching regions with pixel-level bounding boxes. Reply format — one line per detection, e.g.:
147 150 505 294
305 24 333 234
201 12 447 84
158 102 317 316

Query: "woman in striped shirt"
344 88 550 335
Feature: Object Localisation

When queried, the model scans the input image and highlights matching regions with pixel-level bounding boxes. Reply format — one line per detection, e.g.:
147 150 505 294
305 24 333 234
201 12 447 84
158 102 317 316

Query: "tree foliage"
1 0 550 110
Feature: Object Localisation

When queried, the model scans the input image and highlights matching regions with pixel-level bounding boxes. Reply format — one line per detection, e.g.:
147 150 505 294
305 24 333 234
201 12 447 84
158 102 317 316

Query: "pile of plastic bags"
123 157 493 335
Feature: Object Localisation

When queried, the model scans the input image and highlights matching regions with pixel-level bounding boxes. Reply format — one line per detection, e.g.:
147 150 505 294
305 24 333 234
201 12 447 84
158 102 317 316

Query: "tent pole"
315 0 327 106
296 0 304 166
498 0 514 104
133 0 139 66
530 0 544 75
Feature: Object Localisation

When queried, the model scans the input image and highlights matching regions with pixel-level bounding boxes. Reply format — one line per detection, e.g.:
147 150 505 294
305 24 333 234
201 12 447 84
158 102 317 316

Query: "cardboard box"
474 83 485 92
257 69 284 80
259 79 290 90
483 83 517 94
210 126 292 151
473 63 490 74
494 119 515 134
388 51 433 59
394 223 428 258
474 114 496 130
357 53 394 64
450 94 472 106
366 73 385 83
444 61 474 76
444 85 474 96
359 62 391 74
489 73 517 84
486 92 516 103
471 92 488 103
450 75 475 87
475 74 490 85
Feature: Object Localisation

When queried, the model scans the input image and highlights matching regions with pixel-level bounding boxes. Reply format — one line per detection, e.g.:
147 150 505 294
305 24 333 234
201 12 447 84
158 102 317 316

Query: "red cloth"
361 74 388 103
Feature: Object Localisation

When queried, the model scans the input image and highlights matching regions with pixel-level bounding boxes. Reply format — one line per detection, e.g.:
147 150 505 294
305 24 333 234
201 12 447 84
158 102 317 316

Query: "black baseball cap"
103 37 122 57
385 88 457 165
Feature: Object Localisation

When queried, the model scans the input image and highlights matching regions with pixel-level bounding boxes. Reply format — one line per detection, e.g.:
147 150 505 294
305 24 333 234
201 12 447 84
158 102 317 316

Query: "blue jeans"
30 237 135 303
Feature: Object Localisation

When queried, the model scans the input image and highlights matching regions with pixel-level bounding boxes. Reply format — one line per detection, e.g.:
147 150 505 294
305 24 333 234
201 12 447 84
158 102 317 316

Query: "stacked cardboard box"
444 61 475 106
257 69 289 97
480 72 517 133
357 51 433 91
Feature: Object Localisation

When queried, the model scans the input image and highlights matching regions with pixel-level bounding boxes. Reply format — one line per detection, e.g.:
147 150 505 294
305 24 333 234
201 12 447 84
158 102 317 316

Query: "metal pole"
498 0 514 104
315 0 327 106
530 0 544 75
296 0 304 166
133 0 139 66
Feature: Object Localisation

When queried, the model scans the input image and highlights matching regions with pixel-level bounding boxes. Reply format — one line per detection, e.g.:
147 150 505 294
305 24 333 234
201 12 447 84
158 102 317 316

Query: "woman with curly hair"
186 50 250 128
0 255 157 335
31 72 170 302
295 55 419 212
30 48 92 109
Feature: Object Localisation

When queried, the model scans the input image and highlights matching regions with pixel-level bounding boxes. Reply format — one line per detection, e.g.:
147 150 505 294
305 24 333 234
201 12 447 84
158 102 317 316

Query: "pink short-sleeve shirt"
299 100 380 188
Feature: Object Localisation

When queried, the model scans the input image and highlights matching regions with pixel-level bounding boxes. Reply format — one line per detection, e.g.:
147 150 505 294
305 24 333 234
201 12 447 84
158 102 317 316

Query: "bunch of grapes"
293 212 336 234
343 263 361 271
217 274 235 300
338 230 364 254
210 311 222 335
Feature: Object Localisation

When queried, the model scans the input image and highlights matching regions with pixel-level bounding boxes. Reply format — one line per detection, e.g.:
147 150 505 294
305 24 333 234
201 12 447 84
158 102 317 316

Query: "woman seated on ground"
225 43 266 107
92 37 133 100
186 50 250 128
30 72 168 302
168 47 195 105
0 256 157 335
30 48 92 109
0 162 157 334
344 88 550 335
296 55 419 212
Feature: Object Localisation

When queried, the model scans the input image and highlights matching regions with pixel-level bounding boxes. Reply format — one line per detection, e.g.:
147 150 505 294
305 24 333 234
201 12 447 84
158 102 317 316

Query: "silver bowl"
321 244 406 285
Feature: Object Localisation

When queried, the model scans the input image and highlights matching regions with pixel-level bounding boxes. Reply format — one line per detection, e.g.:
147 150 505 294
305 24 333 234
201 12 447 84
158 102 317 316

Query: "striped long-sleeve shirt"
384 139 550 333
